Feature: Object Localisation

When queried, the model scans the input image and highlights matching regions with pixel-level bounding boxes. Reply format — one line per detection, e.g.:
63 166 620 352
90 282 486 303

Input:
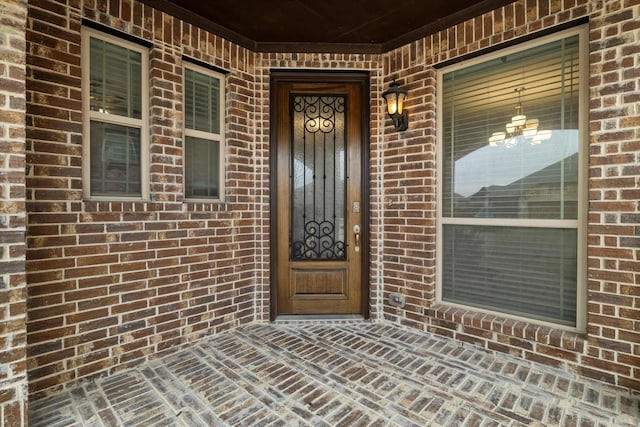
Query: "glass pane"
291 95 346 261
90 121 141 196
184 68 220 134
442 224 577 326
442 35 580 219
185 136 220 198
89 37 142 118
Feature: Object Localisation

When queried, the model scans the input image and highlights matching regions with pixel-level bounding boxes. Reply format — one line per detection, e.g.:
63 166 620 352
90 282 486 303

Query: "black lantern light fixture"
382 80 408 131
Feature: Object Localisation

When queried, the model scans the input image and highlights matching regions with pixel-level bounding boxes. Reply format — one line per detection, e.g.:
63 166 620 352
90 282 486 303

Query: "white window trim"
81 27 149 200
435 25 589 333
183 61 226 203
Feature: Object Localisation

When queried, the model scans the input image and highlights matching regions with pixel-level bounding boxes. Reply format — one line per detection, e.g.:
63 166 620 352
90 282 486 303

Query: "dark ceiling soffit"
139 0 517 54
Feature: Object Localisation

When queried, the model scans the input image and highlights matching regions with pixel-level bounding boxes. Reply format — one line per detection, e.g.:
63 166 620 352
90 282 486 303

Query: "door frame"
269 70 370 320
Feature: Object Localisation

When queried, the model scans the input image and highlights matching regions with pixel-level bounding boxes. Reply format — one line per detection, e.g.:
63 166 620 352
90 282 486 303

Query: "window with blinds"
184 65 225 200
437 27 586 328
82 28 148 198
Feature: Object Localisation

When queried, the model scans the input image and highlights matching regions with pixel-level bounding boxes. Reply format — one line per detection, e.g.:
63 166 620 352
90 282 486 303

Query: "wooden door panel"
291 266 347 296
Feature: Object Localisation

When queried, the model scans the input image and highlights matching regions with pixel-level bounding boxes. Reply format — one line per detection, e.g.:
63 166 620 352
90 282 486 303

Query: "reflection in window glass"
90 122 141 196
185 136 220 198
184 66 224 200
439 32 583 327
84 29 146 198
89 37 142 119
185 68 220 134
442 35 579 220
442 225 577 326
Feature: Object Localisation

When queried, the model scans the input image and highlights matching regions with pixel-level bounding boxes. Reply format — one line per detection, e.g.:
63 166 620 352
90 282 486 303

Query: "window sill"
184 197 224 204
426 303 586 361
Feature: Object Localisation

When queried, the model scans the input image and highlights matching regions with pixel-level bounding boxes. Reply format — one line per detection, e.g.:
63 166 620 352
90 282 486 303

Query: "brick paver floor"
30 322 639 426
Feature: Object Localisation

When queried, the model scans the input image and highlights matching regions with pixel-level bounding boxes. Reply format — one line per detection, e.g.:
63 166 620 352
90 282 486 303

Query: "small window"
437 27 587 329
81 27 148 199
183 64 225 201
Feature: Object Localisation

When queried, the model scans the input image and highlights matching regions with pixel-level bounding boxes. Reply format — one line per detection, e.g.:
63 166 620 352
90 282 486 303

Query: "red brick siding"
22 0 640 400
26 0 258 397
0 0 29 424
380 44 438 329
586 0 640 391
382 0 640 392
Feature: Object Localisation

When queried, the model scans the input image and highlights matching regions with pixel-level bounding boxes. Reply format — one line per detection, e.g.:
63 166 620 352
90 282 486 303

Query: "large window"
81 27 148 198
437 27 586 329
184 63 225 200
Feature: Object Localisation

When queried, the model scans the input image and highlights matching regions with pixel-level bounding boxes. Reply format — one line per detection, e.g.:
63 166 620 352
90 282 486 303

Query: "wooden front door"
271 73 368 316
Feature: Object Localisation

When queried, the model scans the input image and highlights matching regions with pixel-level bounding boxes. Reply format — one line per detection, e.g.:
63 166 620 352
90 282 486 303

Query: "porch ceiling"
140 0 516 53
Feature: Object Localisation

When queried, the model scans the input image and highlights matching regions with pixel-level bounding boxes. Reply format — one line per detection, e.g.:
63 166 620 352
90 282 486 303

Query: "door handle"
353 224 360 252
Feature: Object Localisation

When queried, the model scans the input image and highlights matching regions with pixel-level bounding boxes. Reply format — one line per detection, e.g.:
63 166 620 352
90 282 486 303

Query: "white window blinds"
184 66 224 200
185 68 221 134
85 31 146 198
439 32 583 327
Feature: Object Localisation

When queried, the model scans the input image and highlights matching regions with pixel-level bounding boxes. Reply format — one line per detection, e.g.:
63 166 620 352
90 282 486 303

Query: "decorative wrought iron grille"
290 95 347 261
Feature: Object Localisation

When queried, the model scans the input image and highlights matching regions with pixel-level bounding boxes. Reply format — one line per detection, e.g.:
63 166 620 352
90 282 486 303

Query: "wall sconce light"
382 80 408 131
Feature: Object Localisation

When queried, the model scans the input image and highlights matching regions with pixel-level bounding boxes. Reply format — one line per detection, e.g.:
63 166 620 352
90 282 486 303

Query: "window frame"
435 26 589 332
81 27 149 200
183 61 226 203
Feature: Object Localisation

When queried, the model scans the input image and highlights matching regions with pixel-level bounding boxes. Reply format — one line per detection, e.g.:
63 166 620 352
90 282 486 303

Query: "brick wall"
26 0 258 397
380 0 640 392
22 0 640 401
380 45 438 328
587 0 640 391
0 0 29 425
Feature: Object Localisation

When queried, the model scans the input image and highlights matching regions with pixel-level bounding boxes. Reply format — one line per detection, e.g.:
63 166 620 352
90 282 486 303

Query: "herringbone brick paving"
30 322 639 426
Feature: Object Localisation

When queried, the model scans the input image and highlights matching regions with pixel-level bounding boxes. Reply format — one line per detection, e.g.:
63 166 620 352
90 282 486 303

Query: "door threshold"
275 314 366 322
